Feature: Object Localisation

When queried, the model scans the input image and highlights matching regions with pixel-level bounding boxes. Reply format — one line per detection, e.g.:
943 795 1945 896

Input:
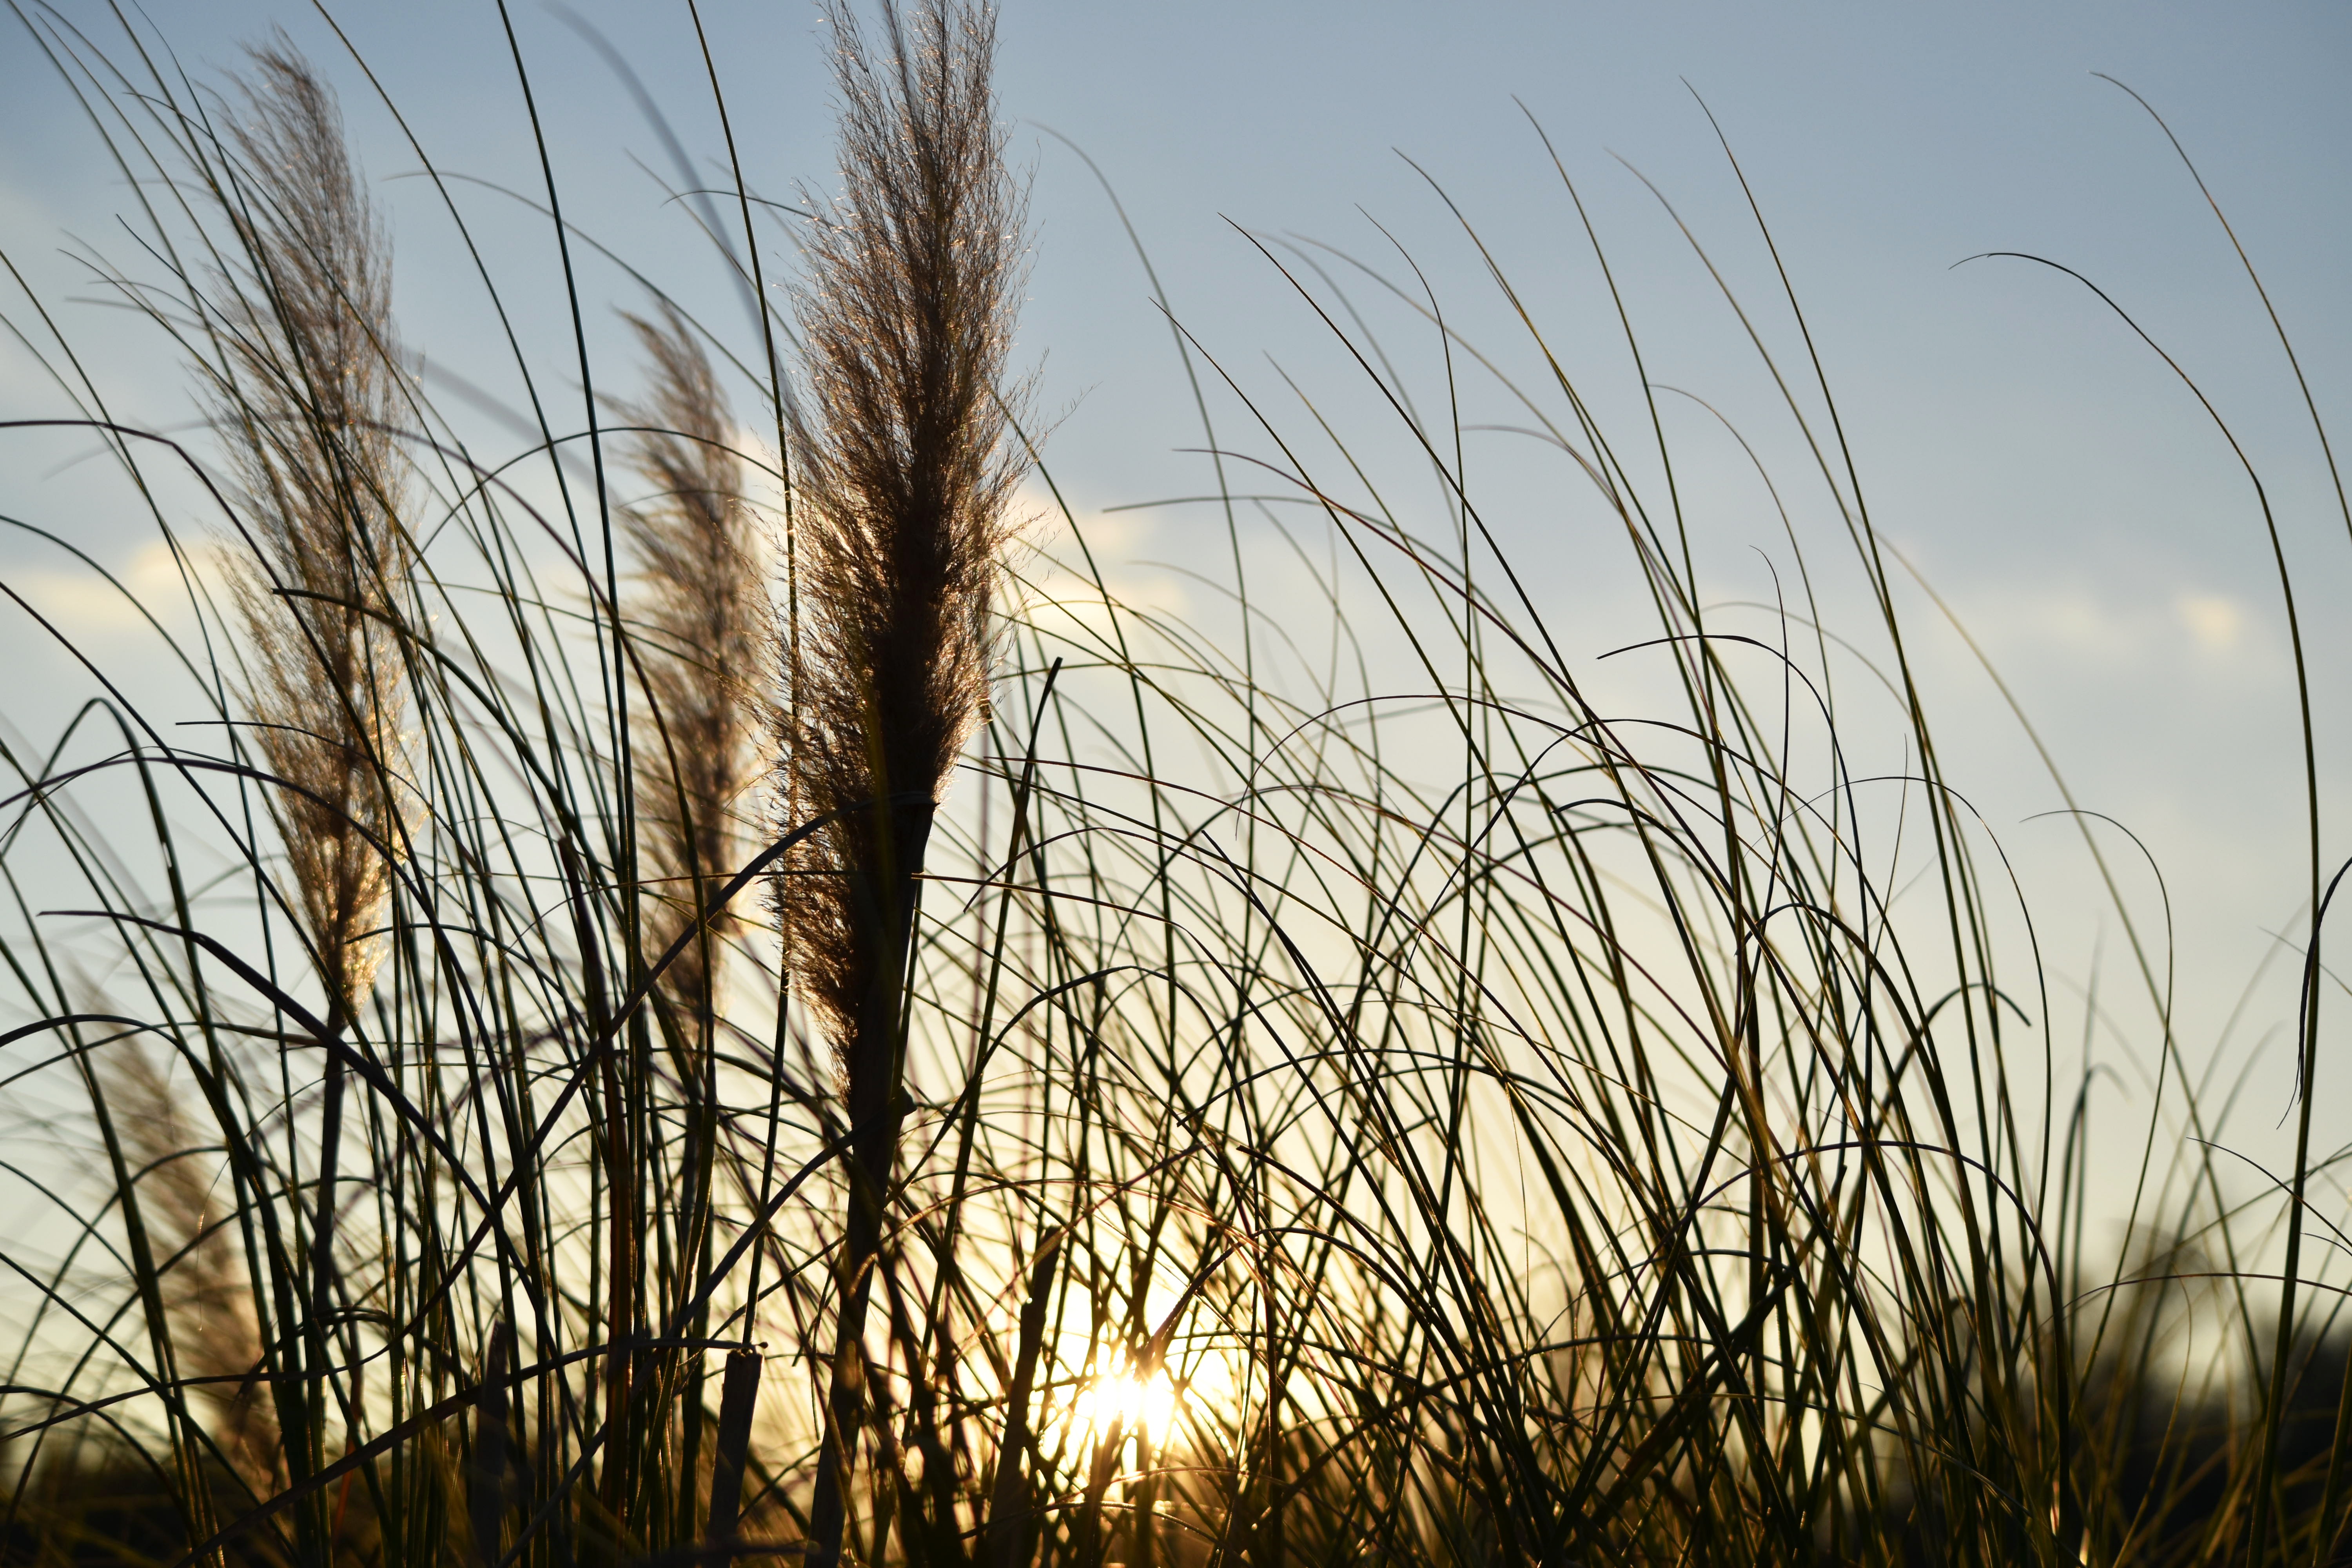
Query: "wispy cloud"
2 537 216 640
2176 591 2246 653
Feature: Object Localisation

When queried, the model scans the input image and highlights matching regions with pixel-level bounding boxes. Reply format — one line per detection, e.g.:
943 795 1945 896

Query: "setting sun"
1067 1367 1179 1441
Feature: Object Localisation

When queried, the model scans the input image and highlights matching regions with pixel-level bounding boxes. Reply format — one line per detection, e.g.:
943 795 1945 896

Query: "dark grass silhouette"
773 5 1026 1561
0 3 2345 1566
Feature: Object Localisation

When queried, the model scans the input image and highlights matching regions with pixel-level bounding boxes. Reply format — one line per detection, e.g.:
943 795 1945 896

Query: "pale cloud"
2032 590 2139 661
0 538 217 642
1003 478 1191 639
2176 592 2245 653
1939 581 2263 671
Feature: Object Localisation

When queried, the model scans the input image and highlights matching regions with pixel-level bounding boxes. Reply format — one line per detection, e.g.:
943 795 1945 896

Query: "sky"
2 0 2350 1202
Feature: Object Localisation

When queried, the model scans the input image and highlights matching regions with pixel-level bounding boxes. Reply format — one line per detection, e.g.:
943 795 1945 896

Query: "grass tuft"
0 5 2341 1568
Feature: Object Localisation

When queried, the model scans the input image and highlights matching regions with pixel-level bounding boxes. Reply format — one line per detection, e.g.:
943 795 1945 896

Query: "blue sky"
3 0 2350 1182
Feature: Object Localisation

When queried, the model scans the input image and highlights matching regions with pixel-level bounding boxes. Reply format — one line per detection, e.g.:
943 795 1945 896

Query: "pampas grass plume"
778 0 1029 1559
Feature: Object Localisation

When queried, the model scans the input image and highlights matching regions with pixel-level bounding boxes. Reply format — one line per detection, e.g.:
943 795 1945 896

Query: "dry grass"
776 5 1029 1560
0 5 2345 1568
204 41 413 1015
780 0 1025 1054
615 303 765 1022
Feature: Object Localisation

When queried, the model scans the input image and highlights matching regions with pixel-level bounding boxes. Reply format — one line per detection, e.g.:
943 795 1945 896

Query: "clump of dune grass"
203 53 416 1568
775 1 1028 1560
2 5 2347 1568
71 39 417 1568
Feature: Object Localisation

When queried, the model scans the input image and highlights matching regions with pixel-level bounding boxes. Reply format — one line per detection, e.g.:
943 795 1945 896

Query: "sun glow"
1066 1367 1179 1440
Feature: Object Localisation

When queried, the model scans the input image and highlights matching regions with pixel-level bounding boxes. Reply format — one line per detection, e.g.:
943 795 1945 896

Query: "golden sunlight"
1067 1367 1179 1440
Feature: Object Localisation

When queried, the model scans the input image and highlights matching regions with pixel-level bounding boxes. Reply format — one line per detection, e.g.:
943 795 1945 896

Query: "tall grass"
0 4 2345 1566
777 7 1024 1559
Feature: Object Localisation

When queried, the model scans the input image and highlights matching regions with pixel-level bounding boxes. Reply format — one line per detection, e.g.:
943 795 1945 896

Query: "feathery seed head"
205 42 412 1011
779 0 1030 1055
617 305 765 1015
